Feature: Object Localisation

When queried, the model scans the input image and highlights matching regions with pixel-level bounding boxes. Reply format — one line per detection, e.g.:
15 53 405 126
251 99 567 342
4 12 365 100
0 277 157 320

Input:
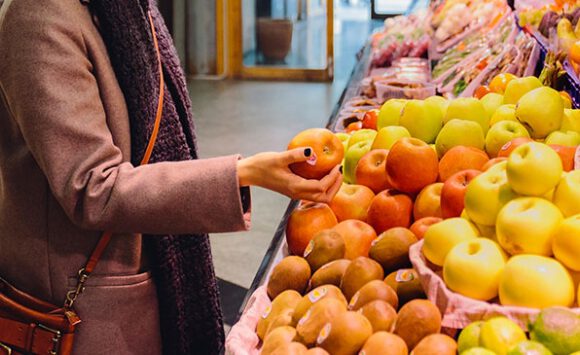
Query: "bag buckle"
0 341 12 355
38 324 61 355
64 268 89 309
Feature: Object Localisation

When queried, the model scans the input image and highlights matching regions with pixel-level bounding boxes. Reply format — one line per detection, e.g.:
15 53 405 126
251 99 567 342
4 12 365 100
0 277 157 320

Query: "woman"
0 0 342 354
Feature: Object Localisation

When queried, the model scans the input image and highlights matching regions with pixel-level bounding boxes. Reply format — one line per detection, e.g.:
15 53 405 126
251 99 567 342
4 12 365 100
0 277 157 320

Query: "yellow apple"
480 318 527 355
464 161 518 226
489 104 517 126
444 97 490 134
422 217 479 266
553 214 580 272
545 130 580 147
435 119 485 157
480 93 504 119
554 170 580 217
496 197 563 256
425 95 449 117
560 108 580 134
371 126 410 150
515 86 563 139
348 129 377 149
506 142 563 196
485 120 530 158
503 76 542 105
377 99 407 129
443 238 506 300
399 99 444 144
475 223 497 242
499 255 575 308
335 132 350 155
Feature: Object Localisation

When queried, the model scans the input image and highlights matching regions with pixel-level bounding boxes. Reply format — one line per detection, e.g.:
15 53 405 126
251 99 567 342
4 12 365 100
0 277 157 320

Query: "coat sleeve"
0 0 251 235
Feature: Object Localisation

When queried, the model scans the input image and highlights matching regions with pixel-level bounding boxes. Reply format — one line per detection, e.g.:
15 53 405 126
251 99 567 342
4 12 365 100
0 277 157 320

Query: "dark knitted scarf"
85 0 224 353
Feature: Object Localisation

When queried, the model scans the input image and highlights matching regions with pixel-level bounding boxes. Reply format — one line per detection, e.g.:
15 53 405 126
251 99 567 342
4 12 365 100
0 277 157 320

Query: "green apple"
561 108 580 133
435 119 485 157
506 142 563 196
343 140 372 184
507 340 553 355
399 99 443 143
465 161 518 226
444 238 506 300
377 99 407 129
503 76 542 105
444 97 490 134
489 104 517 126
485 120 530 158
481 92 504 119
425 95 449 117
458 321 484 353
371 126 410 150
496 197 563 256
545 130 580 147
515 86 564 139
347 129 377 149
335 132 350 153
422 217 479 266
480 318 527 355
553 170 580 217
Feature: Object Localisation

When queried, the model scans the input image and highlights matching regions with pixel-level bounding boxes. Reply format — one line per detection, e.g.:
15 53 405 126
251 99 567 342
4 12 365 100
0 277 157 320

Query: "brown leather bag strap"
64 10 164 309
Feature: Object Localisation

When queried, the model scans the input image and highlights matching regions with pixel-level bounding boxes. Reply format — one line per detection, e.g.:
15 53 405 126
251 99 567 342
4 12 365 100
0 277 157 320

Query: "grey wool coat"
0 0 251 353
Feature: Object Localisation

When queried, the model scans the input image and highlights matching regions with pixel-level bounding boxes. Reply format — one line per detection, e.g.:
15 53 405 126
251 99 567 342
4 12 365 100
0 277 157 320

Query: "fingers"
283 147 314 165
292 165 343 203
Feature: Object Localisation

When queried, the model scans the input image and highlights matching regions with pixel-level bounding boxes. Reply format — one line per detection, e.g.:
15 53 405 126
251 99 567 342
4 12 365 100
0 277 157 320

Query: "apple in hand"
444 97 490 135
371 126 411 150
348 129 377 149
413 182 443 220
496 197 563 256
387 138 439 194
435 119 485 157
367 189 413 234
333 219 378 259
489 104 517 126
286 202 338 255
515 86 563 139
545 130 580 147
441 169 481 218
410 217 442 240
485 120 530 158
506 142 563 196
438 146 488 182
444 238 506 300
502 76 542 105
548 144 576 172
465 161 518 226
355 149 392 193
288 128 344 180
553 170 580 217
344 140 372 184
329 184 375 222
496 137 533 158
399 99 443 143
422 217 479 266
377 99 407 129
361 109 379 130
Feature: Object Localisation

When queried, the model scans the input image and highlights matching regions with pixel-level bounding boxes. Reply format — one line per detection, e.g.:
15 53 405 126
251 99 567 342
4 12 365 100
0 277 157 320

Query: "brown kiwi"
359 300 397 332
268 256 312 299
304 229 346 272
261 326 298 355
266 308 295 337
394 299 442 350
369 227 417 274
292 285 347 325
308 259 350 290
270 342 308 355
384 269 426 307
340 257 384 300
295 298 347 347
348 279 398 311
359 331 408 355
316 311 373 355
257 290 302 340
410 334 457 355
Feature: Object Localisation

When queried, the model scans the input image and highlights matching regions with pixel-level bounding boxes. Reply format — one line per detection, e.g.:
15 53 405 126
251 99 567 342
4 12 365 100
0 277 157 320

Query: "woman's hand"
237 148 343 204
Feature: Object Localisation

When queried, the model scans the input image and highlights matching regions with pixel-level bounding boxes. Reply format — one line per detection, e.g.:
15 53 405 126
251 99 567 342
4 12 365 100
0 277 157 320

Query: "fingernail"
304 148 312 157
339 165 343 174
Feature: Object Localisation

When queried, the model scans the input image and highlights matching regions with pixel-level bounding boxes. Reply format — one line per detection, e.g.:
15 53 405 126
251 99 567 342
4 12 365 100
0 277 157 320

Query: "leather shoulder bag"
0 11 164 355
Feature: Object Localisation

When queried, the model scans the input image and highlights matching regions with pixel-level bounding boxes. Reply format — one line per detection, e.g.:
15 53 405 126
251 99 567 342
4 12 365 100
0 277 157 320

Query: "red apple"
361 109 379 130
333 219 378 259
440 169 481 218
497 137 533 158
413 182 443 220
549 144 576 172
367 189 414 234
410 217 443 240
355 149 392 193
288 128 344 180
482 157 507 171
438 146 489 182
286 202 338 255
329 184 375 222
387 138 439 194
346 121 363 133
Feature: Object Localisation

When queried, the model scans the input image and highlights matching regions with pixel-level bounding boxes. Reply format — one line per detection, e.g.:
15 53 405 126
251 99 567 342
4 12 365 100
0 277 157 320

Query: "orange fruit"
570 41 580 65
474 85 492 99
489 73 517 94
345 121 363 133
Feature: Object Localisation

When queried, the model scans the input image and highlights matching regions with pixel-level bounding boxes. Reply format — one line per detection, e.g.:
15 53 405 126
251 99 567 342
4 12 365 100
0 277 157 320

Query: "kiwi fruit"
258 290 302 340
359 300 397 332
266 308 295 337
270 342 308 355
306 348 330 355
304 229 346 271
348 279 398 311
309 259 350 290
359 331 408 355
316 311 373 355
394 299 442 350
384 269 426 307
268 256 312 299
296 298 347 346
292 285 347 325
340 257 384 300
369 227 417 274
261 326 298 355
410 334 457 355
